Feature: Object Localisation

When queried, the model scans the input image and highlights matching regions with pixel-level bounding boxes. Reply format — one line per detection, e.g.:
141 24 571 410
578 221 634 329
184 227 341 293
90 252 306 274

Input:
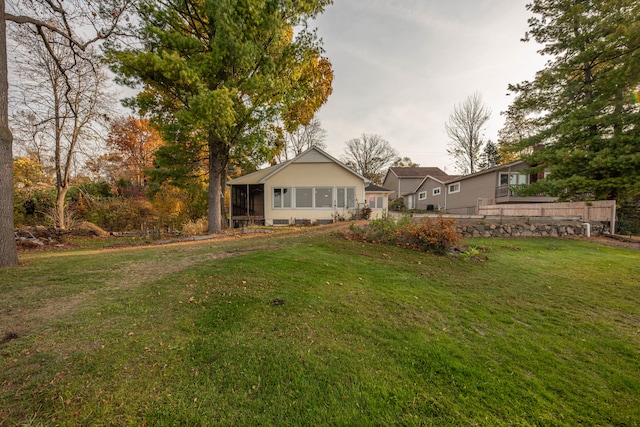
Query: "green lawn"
1 229 639 426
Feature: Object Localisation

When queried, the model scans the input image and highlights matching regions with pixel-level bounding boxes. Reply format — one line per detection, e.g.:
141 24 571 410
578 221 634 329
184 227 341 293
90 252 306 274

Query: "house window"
295 188 313 208
367 195 384 209
273 188 291 208
432 187 441 196
315 187 333 208
448 183 460 194
336 187 356 209
500 173 528 186
418 191 427 200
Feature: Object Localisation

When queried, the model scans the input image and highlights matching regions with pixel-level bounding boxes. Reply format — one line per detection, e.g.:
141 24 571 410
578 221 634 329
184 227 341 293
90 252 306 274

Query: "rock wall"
456 222 604 238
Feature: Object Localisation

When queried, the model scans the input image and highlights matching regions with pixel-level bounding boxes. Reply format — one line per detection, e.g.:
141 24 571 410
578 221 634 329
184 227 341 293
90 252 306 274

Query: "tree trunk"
0 3 19 268
208 135 227 233
55 185 69 229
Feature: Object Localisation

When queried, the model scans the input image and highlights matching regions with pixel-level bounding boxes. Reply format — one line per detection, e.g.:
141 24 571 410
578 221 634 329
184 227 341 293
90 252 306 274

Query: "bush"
84 197 156 231
181 217 208 236
347 214 459 254
349 205 372 221
389 198 405 211
396 216 460 255
14 187 55 228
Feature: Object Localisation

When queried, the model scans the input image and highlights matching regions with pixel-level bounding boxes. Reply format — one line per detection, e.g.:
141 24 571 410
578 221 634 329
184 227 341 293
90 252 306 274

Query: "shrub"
14 187 55 227
396 216 460 255
84 197 156 231
347 214 460 255
181 217 208 236
349 205 372 221
389 198 405 211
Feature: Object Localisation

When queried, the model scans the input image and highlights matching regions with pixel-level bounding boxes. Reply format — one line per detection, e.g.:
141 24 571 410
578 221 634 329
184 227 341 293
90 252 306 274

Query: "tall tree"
497 93 540 163
0 0 16 267
445 92 492 174
341 133 398 184
106 116 164 188
109 0 334 232
508 0 640 202
12 27 112 229
0 0 133 268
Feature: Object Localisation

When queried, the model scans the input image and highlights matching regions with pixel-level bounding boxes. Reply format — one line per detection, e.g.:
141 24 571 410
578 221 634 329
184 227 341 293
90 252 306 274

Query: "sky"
311 0 548 173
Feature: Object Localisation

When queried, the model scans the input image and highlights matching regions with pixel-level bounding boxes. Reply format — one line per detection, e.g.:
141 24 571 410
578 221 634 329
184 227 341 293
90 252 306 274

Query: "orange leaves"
347 214 460 254
399 216 460 254
106 116 164 188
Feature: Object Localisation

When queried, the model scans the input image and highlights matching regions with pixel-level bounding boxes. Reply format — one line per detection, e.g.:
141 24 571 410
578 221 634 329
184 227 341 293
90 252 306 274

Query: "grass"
1 228 639 426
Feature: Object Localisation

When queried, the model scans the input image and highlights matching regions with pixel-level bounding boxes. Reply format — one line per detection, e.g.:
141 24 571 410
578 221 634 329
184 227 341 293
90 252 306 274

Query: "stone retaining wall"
456 222 604 238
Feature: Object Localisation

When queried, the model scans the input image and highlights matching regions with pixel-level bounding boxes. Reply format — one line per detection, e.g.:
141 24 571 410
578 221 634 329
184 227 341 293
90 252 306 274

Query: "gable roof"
406 173 459 196
389 166 449 179
227 146 369 186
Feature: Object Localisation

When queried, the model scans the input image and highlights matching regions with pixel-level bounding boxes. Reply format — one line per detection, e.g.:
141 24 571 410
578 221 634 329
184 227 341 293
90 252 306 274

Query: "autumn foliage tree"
106 116 163 188
109 0 334 233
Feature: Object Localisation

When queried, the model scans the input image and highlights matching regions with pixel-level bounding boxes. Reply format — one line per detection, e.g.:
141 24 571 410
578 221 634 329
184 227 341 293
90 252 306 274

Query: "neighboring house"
405 160 557 214
381 167 451 201
364 183 393 219
227 147 369 227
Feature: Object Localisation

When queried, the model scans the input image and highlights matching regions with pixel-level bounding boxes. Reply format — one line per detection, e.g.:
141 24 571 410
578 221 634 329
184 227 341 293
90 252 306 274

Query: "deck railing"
495 184 548 198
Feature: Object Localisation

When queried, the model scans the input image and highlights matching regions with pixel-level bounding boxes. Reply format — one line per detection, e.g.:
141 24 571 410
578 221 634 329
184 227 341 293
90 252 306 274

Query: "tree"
13 154 50 188
0 0 16 267
275 117 327 163
342 134 398 184
0 0 133 267
392 156 419 168
106 116 164 188
109 0 334 233
497 94 540 164
508 0 640 202
11 26 112 230
445 92 491 174
480 140 501 169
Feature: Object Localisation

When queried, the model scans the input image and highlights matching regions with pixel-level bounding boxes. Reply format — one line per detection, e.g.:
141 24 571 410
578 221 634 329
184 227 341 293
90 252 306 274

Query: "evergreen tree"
480 140 502 169
508 0 640 202
109 0 333 231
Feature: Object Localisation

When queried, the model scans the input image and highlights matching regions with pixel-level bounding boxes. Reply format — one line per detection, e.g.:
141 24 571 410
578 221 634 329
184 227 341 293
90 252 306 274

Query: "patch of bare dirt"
588 235 640 250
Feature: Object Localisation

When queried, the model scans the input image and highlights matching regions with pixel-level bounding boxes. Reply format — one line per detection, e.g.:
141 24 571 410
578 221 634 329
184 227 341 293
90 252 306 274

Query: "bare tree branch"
445 92 491 174
341 133 398 184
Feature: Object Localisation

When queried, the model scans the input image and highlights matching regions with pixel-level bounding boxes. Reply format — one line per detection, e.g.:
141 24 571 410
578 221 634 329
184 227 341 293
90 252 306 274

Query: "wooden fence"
478 200 617 230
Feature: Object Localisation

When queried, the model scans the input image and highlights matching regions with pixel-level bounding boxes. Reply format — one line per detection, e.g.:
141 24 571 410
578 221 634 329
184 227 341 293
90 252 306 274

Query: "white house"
227 147 370 227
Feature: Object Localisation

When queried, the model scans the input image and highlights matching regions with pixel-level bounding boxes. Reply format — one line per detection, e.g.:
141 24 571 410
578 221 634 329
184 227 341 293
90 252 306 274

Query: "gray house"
382 167 451 201
405 161 557 214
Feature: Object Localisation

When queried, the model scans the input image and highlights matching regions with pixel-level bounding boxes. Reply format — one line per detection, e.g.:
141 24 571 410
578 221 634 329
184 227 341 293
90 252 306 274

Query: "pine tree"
109 0 333 231
507 0 640 202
